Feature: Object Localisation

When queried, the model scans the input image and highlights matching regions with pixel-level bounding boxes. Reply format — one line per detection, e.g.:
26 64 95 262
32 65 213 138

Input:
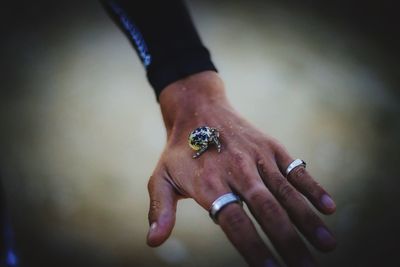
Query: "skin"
146 71 337 267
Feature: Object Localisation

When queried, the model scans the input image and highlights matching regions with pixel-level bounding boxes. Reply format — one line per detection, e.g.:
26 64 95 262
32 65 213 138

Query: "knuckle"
196 175 226 204
200 175 219 193
248 187 266 203
269 172 286 187
199 168 219 185
239 175 263 191
260 199 284 218
257 159 269 174
148 199 161 222
149 199 161 214
224 208 248 231
248 188 284 218
148 199 161 220
231 151 248 170
289 167 323 196
278 182 296 202
306 180 323 197
202 166 218 177
268 137 284 151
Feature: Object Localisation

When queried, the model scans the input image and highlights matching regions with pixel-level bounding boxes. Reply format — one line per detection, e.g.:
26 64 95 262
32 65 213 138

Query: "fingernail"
321 194 336 210
264 258 279 267
315 226 336 247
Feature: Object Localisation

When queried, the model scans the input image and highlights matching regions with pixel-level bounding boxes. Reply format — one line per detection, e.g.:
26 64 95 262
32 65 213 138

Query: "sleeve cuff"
146 46 218 101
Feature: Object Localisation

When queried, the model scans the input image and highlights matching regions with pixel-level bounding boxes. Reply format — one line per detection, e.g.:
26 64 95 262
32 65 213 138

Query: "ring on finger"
209 193 242 223
285 159 306 177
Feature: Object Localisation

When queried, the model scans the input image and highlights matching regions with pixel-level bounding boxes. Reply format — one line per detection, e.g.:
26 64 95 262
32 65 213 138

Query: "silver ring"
209 193 242 223
285 159 306 176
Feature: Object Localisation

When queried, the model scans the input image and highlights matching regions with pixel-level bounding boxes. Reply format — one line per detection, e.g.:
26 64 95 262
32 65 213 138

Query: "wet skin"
146 71 337 267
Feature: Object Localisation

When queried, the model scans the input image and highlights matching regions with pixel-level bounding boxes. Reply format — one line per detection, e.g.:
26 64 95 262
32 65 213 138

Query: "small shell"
188 126 212 151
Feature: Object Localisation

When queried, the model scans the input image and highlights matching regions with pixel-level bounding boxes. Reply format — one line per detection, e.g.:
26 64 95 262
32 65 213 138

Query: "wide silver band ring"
209 193 242 223
285 159 306 176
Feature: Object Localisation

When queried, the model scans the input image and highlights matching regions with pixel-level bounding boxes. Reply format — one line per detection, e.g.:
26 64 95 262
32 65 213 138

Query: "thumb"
147 175 178 247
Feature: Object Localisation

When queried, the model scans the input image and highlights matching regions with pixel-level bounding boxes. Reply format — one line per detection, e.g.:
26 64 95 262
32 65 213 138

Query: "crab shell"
188 126 213 151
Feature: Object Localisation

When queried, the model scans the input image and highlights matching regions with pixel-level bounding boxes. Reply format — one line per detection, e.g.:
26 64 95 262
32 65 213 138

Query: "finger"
273 145 336 214
258 158 337 252
216 199 280 267
195 173 280 267
147 174 178 247
237 177 317 267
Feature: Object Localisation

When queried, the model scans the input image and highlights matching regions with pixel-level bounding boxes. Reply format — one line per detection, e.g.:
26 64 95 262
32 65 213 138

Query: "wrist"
159 71 232 133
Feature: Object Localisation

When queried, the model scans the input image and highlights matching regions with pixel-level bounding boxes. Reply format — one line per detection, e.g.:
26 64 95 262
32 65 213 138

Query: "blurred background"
0 0 399 266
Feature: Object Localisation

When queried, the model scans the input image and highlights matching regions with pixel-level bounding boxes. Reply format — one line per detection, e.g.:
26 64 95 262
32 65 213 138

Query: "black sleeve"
101 0 218 100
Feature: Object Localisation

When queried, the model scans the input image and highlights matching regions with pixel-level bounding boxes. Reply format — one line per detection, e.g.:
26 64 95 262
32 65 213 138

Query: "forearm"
101 0 217 100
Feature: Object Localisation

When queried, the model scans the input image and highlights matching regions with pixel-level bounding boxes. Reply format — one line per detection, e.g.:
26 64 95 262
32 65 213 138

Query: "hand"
146 71 337 267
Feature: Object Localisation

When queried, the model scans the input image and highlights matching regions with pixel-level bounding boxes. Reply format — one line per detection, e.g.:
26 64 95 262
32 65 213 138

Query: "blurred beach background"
0 0 399 266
